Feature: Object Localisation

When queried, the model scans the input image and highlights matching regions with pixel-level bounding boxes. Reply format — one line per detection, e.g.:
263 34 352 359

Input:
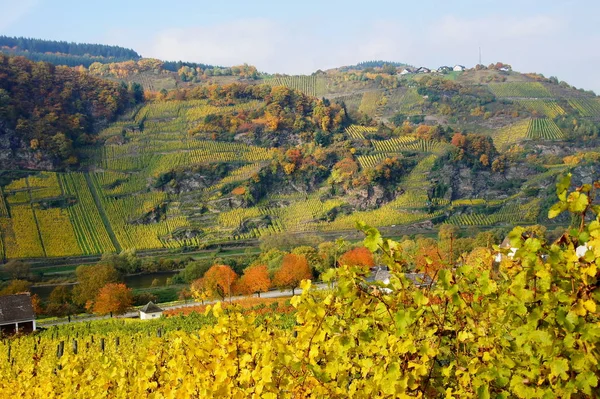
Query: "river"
30 271 179 301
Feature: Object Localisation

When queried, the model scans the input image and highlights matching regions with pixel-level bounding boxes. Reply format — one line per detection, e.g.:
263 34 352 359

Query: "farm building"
0 293 36 335
453 65 466 72
415 67 431 74
139 302 163 320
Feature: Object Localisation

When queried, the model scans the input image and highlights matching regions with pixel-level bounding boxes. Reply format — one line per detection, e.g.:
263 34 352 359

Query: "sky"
1 0 599 93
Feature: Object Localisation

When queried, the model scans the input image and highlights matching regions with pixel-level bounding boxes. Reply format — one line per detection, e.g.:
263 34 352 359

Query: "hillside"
0 54 143 169
0 36 140 67
1 53 600 261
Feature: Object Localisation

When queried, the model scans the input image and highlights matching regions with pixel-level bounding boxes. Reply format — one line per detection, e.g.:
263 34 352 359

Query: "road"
38 283 331 327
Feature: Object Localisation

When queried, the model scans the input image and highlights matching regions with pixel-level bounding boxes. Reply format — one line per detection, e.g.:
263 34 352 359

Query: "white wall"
140 311 163 320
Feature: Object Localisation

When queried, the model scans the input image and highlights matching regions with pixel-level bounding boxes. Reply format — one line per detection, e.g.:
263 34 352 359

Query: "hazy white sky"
1 0 599 93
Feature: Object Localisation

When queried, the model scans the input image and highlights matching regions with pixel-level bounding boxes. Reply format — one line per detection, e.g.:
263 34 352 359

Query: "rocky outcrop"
0 121 55 170
346 185 392 210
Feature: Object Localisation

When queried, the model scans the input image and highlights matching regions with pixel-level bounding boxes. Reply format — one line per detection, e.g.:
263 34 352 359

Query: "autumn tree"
72 264 120 306
414 239 445 278
190 278 208 302
237 265 271 297
92 283 133 316
178 288 193 303
201 265 238 301
31 294 43 315
0 280 31 296
338 247 375 269
317 238 351 273
273 254 312 295
46 285 80 322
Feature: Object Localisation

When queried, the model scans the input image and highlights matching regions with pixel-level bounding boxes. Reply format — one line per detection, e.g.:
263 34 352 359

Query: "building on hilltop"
0 293 36 335
437 66 451 73
139 301 163 320
453 65 466 72
415 67 431 74
400 67 415 75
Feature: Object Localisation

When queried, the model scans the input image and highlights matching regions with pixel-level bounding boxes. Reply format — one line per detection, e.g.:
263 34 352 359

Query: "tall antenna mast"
479 46 482 65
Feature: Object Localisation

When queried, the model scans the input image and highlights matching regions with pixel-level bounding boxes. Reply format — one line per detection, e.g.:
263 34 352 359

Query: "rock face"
209 196 247 211
571 163 600 187
0 122 55 170
346 185 392 210
130 203 168 225
437 163 543 200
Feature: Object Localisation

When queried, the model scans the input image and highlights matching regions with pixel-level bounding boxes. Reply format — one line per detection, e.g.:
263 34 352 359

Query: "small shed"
0 293 36 335
139 302 163 320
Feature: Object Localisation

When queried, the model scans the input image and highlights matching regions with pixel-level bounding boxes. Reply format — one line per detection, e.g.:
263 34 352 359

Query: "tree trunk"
292 287 295 296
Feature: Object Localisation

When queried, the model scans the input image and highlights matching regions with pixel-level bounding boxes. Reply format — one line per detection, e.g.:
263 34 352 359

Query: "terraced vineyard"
567 98 600 117
264 75 327 97
345 125 377 140
1 70 593 261
372 137 447 154
516 99 566 118
445 199 541 226
488 82 552 98
0 204 44 259
526 118 564 140
492 119 532 149
34 205 81 257
371 136 419 152
58 173 116 255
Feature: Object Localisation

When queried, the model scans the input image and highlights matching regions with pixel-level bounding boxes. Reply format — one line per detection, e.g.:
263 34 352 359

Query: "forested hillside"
1 48 600 261
0 36 140 67
0 54 143 168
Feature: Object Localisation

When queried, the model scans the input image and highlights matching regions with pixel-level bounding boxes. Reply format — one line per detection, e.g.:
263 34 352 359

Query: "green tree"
2 260 30 280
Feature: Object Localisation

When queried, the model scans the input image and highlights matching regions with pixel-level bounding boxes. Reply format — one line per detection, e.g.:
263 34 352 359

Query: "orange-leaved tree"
338 247 375 269
414 242 445 278
91 283 132 317
273 254 312 295
201 265 238 301
31 294 43 315
237 264 271 297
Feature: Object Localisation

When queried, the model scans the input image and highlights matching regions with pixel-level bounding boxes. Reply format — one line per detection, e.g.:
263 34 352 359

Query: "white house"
453 65 466 72
494 237 517 263
400 67 415 75
139 301 163 320
0 293 36 335
576 244 592 258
